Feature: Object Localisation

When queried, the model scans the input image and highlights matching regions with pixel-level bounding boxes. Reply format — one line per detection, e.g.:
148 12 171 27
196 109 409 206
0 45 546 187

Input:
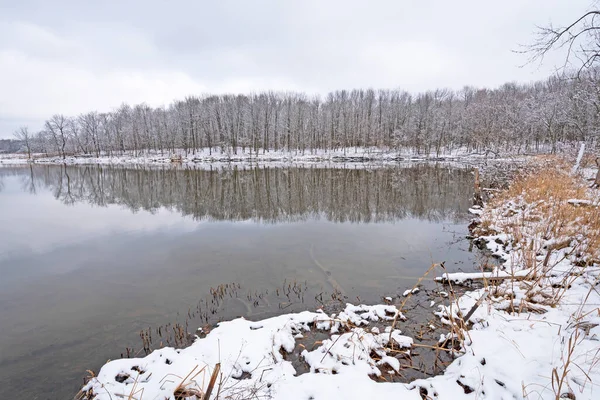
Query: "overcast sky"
0 0 593 138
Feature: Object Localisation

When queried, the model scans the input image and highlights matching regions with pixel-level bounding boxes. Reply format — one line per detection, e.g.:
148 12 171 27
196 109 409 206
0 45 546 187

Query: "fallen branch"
435 269 531 285
462 291 489 322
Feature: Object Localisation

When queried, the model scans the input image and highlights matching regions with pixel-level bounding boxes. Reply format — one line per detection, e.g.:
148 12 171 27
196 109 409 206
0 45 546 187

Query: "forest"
12 68 600 159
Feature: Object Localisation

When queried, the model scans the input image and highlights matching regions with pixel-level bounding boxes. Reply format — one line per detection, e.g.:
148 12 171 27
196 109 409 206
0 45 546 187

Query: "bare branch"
524 9 600 73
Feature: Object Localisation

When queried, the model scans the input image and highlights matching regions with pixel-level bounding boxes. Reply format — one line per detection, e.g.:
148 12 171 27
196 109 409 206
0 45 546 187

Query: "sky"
0 0 593 138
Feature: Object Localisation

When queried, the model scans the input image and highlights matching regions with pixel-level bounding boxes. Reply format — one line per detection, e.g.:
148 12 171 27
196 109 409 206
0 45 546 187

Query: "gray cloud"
0 0 592 138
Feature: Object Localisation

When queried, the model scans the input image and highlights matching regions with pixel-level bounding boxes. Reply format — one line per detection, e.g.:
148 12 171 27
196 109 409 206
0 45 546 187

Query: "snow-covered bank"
79 304 420 400
0 147 521 169
438 160 600 399
77 157 600 400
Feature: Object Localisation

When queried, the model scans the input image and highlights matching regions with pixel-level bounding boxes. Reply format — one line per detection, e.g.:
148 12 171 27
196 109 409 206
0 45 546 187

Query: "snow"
429 277 600 399
468 207 483 215
402 287 420 296
0 147 522 169
301 327 409 376
435 269 531 285
378 356 401 372
567 198 593 206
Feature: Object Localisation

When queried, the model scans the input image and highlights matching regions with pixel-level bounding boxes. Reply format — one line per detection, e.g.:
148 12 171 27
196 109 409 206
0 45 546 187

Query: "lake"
0 163 480 399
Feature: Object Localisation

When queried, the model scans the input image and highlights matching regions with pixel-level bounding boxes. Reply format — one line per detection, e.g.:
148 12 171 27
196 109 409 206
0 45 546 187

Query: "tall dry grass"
480 157 600 284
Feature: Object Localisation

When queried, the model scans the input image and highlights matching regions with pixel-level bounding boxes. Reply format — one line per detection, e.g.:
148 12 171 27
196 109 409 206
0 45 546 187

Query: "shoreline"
77 156 600 400
0 147 527 169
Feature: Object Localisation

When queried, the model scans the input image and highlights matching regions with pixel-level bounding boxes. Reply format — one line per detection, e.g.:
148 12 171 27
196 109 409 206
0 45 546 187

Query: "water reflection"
0 163 473 223
0 163 478 400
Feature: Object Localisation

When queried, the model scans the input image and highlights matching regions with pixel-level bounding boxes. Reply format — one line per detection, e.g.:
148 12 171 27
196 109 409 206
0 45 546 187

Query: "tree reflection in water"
1 163 474 223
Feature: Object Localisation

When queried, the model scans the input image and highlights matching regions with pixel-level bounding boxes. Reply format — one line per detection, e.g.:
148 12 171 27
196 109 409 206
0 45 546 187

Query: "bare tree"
45 114 70 159
526 3 600 174
527 6 600 74
13 126 32 159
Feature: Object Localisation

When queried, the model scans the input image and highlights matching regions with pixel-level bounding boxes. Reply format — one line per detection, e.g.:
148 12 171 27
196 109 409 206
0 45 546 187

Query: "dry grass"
474 156 600 306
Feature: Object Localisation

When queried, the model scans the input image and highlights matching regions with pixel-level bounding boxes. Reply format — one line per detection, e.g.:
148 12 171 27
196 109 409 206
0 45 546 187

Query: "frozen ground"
78 161 600 399
0 147 522 169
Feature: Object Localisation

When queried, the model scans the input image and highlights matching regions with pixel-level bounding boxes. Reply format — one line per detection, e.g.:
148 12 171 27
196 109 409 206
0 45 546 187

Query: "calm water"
0 163 479 399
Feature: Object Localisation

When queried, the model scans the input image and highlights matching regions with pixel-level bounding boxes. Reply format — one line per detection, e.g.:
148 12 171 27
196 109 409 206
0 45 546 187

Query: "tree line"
12 69 600 159
0 139 22 154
